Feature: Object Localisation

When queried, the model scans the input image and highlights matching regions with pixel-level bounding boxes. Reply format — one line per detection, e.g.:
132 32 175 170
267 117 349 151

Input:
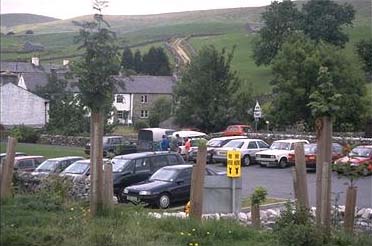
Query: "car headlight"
123 188 128 194
271 155 276 158
139 191 151 195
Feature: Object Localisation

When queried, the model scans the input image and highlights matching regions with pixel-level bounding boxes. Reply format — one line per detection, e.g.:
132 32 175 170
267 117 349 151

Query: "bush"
10 125 40 143
134 120 149 131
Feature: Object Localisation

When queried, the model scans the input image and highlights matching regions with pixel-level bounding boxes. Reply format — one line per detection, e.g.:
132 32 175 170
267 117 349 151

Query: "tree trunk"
90 111 104 216
344 186 357 233
294 142 309 209
103 161 114 209
190 144 207 221
0 137 17 200
251 204 261 229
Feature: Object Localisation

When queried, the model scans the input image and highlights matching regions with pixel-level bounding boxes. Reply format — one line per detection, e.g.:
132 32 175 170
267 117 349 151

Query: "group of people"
160 134 192 160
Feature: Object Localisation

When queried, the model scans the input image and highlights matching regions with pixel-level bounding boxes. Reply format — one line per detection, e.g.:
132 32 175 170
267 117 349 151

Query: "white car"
255 139 309 168
212 139 270 166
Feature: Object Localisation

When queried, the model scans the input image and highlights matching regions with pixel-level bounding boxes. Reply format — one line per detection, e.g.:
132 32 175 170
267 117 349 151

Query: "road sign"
227 150 241 178
253 101 262 119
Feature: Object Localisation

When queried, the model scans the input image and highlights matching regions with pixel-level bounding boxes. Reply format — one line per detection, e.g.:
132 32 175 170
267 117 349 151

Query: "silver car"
213 139 270 166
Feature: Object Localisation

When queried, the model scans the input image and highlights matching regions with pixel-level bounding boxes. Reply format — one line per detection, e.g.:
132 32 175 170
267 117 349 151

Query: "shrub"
134 120 149 131
10 125 40 143
250 186 267 205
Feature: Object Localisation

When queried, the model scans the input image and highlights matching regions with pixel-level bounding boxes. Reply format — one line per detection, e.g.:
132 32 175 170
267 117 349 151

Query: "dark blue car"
123 164 224 209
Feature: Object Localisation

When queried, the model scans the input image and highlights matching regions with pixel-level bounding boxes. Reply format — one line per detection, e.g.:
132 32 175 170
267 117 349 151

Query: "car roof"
273 139 308 143
229 138 263 142
172 130 207 138
226 124 251 127
113 151 179 159
0 152 26 157
46 156 84 161
355 145 372 148
209 136 247 141
14 155 44 160
161 164 193 170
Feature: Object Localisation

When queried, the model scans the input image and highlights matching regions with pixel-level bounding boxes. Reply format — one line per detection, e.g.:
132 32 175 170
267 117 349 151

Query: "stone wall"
38 134 90 147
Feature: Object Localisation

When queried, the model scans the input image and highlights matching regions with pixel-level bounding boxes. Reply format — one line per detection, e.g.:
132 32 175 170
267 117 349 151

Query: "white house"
0 82 49 128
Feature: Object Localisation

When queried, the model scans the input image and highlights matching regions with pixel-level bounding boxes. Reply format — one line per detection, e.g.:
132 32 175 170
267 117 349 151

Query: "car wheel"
117 188 128 203
362 167 369 176
279 158 288 168
158 193 171 209
242 155 251 166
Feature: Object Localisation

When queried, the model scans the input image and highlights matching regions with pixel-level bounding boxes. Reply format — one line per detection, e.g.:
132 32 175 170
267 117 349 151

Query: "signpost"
227 150 241 214
253 101 262 131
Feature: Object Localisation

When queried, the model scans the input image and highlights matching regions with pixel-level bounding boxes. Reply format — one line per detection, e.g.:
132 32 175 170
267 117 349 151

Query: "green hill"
0 13 59 30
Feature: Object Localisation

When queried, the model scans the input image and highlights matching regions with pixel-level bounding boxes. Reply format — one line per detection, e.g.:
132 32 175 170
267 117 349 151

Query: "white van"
137 128 175 152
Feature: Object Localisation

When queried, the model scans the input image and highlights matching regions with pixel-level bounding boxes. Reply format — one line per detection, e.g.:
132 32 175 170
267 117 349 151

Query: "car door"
245 141 259 161
16 159 34 172
171 168 192 202
133 158 152 184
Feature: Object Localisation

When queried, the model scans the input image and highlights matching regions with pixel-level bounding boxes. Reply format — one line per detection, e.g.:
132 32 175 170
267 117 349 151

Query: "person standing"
170 134 179 152
184 137 191 161
160 135 170 151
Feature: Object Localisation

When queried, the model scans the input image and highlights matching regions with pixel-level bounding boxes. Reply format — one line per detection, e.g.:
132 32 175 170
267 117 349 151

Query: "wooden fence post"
294 143 309 209
251 204 261 228
190 144 207 221
344 186 357 233
0 137 17 200
291 168 299 201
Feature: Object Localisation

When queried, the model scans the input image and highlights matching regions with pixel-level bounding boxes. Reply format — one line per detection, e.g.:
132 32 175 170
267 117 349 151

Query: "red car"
223 125 253 137
288 143 344 170
334 145 372 176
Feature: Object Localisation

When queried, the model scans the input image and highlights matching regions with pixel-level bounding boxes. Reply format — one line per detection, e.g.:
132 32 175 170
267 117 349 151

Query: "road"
208 163 372 208
169 38 191 64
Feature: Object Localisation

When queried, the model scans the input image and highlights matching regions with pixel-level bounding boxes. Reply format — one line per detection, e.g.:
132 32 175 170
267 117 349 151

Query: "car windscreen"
149 168 179 182
111 159 131 172
270 142 291 150
35 160 58 172
224 140 244 148
207 139 224 147
349 147 372 157
304 144 317 154
62 161 89 174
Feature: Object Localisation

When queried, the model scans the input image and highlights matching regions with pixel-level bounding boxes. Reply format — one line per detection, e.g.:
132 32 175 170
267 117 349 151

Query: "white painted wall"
0 83 49 127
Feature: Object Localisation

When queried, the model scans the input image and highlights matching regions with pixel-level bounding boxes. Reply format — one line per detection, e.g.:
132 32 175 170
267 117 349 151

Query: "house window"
116 95 124 103
140 110 149 118
117 111 124 119
141 95 148 103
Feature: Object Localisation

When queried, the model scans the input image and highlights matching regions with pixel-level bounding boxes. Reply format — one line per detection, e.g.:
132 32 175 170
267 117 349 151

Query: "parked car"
213 139 270 166
222 125 253 137
85 136 137 157
287 143 344 170
111 151 185 202
31 156 85 177
189 136 247 163
59 159 109 181
0 152 27 164
256 139 309 168
137 128 175 152
333 145 372 176
13 155 45 172
123 164 224 209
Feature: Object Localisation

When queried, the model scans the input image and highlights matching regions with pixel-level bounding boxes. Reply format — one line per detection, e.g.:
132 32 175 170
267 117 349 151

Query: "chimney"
63 59 69 66
31 57 39 66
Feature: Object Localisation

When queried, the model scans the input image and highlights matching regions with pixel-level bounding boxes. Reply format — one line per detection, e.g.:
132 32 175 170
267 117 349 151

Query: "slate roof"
114 75 175 94
0 61 64 73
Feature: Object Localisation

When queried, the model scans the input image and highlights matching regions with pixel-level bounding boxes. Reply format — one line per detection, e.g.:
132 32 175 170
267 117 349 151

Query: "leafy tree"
148 97 172 127
270 34 366 131
252 0 301 66
142 47 171 75
231 84 255 124
133 49 142 73
301 0 355 47
72 0 120 216
355 39 372 77
175 45 240 132
121 47 134 70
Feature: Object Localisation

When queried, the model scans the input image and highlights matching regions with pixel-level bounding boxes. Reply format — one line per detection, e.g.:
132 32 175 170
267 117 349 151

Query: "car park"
32 156 85 177
287 143 344 170
333 145 372 176
111 151 185 202
213 139 270 166
189 136 248 163
256 139 309 168
222 124 253 137
85 136 137 157
123 164 224 209
13 155 45 172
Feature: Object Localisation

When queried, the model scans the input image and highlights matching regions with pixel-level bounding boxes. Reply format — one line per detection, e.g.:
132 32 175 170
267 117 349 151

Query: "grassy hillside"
0 13 59 30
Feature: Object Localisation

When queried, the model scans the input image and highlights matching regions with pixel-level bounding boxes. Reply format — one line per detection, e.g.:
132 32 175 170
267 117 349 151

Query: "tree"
72 0 120 216
142 47 171 75
148 97 172 127
355 39 372 77
133 49 142 73
301 0 355 47
252 0 301 66
121 47 134 70
270 34 366 131
175 45 240 132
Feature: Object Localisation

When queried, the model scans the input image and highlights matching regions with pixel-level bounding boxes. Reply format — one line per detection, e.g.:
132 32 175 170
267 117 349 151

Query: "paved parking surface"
207 163 372 208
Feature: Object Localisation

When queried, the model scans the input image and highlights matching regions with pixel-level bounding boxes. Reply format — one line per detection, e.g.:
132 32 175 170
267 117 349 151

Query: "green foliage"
271 34 366 130
133 49 142 73
121 47 134 70
250 186 267 205
175 45 240 132
355 39 372 75
10 125 40 143
134 120 149 131
253 0 301 66
142 46 171 75
148 97 173 127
